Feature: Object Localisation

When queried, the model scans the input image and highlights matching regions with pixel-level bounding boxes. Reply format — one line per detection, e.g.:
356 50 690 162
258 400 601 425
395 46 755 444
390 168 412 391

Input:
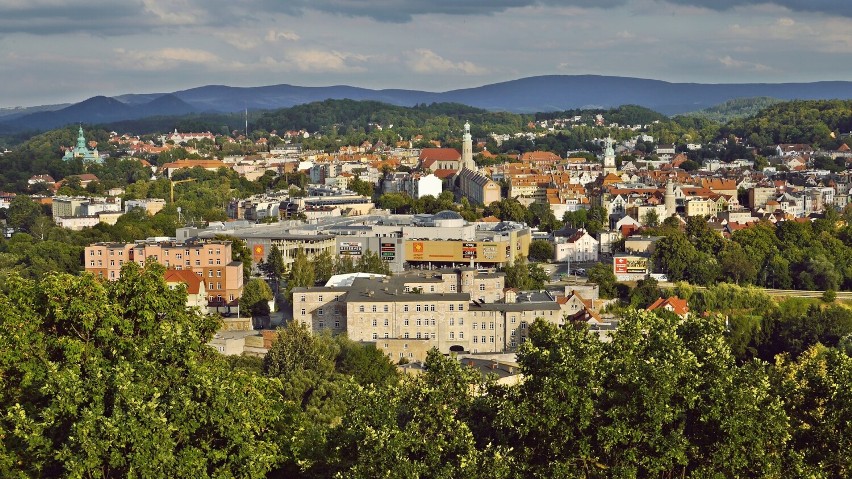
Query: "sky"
0 0 850 108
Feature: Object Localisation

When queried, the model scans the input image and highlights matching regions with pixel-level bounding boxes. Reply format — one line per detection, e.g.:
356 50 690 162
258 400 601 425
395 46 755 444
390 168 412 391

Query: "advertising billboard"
339 241 363 256
614 256 649 275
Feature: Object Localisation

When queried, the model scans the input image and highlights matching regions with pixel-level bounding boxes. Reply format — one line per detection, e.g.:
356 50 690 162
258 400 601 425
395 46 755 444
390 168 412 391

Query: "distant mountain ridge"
3 75 852 132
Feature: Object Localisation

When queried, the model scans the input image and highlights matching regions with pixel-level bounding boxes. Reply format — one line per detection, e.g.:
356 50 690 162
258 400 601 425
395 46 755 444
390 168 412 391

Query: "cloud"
408 49 488 75
114 47 222 70
264 50 371 73
265 30 300 42
663 0 848 17
716 55 772 72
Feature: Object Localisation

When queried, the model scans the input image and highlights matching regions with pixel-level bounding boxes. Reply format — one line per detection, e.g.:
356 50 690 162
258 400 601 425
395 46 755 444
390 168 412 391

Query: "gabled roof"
646 296 689 316
164 269 204 295
419 148 461 162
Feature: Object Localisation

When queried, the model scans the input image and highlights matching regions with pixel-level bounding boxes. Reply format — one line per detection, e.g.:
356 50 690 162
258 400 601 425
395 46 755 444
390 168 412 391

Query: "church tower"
664 177 676 217
462 121 475 171
603 136 616 176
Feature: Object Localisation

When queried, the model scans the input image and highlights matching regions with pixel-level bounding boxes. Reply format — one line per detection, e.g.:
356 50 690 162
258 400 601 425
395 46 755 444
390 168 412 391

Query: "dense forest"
0 265 849 478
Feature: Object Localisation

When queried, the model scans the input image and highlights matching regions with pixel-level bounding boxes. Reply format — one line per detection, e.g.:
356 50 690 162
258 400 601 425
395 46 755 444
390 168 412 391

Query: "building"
125 198 166 215
646 296 690 319
164 268 208 310
457 168 501 206
554 229 599 262
62 126 101 163
84 239 243 305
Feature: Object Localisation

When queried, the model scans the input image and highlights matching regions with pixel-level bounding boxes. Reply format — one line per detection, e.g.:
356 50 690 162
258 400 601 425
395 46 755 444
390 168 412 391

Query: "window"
404 319 409 326
300 308 306 315
384 318 389 326
216 259 221 265
359 306 365 312
318 308 324 316
473 323 477 330
334 320 340 328
430 333 435 339
473 336 479 344
430 305 435 312
208 259 213 265
521 321 527 330
490 336 495 343
490 322 495 330
450 284 456 292
372 305 377 312
300 295 306 302
195 260 200 266
110 260 115 266
404 305 409 312
89 250 94 256
481 336 486 343
372 319 377 327
416 305 421 312
372 333 378 339
481 322 486 329
319 321 324 329
458 318 464 326
449 318 455 326
208 271 214 277
209 282 213 290
404 332 409 338
459 332 464 339
511 316 517 324
384 332 389 338
89 260 95 267
479 283 485 291
216 282 221 290
450 332 455 339
383 305 389 312
416 332 421 339
458 304 464 311
318 295 323 302
449 304 455 312
409 352 413 358
429 285 435 292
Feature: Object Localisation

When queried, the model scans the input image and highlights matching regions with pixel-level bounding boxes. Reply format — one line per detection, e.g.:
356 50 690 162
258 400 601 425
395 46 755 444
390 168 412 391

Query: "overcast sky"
1 0 850 108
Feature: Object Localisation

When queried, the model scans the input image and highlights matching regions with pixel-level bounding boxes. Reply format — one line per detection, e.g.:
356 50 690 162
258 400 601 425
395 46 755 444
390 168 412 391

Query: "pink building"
84 240 243 305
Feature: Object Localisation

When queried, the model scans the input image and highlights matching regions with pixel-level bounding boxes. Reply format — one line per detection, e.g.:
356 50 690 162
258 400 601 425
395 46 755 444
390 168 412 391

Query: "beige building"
84 239 243 305
293 270 579 357
457 168 501 206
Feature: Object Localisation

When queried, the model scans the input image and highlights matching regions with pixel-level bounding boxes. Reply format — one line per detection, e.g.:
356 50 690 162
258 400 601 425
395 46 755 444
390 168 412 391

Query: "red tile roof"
419 148 461 162
646 296 689 316
164 269 204 295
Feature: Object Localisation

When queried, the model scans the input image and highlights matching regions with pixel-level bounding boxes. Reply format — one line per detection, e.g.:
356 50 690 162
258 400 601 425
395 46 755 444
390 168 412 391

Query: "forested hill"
4 75 852 134
721 99 852 149
251 100 523 134
682 97 784 123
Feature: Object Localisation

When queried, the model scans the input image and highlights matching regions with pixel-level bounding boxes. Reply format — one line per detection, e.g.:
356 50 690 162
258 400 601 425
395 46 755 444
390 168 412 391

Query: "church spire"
76 125 87 149
462 121 475 171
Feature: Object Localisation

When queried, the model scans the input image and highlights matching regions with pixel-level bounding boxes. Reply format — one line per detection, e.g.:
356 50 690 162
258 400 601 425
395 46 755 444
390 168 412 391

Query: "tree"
348 177 374 198
312 249 335 285
0 263 282 477
587 262 617 298
286 247 315 302
356 250 391 276
772 345 852 476
642 209 660 228
241 277 274 317
6 195 43 233
263 244 285 283
528 240 554 262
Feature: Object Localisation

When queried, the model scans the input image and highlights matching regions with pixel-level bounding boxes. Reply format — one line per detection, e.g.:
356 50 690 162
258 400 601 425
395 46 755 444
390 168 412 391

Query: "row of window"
356 303 465 313
472 336 495 343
